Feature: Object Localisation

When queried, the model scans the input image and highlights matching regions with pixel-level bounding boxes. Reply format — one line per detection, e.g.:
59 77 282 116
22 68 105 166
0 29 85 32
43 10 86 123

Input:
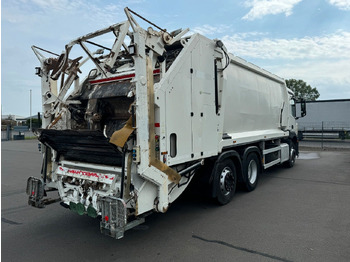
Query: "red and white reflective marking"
89 69 161 85
57 166 116 184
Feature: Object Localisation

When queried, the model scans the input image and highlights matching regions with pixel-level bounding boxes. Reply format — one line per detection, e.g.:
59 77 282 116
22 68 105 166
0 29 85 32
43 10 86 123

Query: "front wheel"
213 159 237 205
284 143 296 168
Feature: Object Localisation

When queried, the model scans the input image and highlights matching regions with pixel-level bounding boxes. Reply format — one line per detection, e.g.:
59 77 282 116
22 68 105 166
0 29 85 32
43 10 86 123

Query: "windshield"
290 99 296 118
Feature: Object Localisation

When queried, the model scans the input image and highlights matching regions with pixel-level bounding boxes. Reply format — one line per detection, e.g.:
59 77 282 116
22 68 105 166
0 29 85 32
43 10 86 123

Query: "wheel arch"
211 150 242 198
286 131 299 156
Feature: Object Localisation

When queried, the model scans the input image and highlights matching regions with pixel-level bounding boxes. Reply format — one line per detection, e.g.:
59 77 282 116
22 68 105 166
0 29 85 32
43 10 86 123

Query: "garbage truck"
27 8 306 239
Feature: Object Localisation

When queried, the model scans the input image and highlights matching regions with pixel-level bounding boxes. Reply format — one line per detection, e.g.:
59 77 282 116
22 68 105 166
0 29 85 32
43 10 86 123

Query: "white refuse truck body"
27 8 306 239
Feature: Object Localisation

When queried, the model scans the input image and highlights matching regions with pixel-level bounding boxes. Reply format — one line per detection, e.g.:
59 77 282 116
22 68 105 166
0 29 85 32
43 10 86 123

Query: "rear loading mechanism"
26 7 305 239
38 129 123 165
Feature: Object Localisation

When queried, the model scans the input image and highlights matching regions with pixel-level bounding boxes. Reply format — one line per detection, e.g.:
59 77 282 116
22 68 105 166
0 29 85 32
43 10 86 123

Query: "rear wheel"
213 159 237 205
243 153 260 192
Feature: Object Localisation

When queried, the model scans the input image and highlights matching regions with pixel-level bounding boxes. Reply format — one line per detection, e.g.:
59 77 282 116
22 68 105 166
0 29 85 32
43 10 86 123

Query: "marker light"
128 44 136 55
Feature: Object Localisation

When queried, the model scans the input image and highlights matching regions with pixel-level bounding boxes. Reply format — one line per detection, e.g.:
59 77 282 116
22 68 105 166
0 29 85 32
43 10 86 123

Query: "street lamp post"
30 89 32 131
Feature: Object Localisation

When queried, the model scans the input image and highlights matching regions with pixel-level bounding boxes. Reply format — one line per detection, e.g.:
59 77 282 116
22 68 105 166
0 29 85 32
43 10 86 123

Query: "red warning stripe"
90 69 161 85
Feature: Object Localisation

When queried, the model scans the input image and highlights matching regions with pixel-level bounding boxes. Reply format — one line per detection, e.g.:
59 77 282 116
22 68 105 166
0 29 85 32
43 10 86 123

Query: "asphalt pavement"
2 140 350 261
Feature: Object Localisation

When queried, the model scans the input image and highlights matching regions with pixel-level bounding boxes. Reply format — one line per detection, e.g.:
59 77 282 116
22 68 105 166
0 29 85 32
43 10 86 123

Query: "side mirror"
295 99 307 119
300 100 306 117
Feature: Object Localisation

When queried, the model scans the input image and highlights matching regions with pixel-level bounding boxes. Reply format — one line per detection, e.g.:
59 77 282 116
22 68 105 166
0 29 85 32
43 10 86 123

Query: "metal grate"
100 197 127 239
26 177 45 208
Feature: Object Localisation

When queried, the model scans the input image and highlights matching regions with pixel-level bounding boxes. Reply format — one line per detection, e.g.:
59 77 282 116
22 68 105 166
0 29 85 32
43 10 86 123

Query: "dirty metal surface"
79 80 132 100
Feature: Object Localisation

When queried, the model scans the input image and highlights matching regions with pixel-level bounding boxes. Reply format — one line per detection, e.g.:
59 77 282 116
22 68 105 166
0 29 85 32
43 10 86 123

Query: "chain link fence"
1 126 35 141
298 121 350 141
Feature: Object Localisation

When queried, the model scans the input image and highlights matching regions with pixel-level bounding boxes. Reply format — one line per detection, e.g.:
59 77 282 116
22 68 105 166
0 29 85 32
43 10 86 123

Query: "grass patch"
25 136 37 140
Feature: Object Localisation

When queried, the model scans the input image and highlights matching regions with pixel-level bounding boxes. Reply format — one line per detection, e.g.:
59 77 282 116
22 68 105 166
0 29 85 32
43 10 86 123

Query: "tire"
213 159 237 205
284 143 296 168
243 153 260 192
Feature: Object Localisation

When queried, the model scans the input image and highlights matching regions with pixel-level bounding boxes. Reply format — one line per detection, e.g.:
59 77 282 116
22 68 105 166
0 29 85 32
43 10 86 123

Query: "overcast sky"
2 0 350 117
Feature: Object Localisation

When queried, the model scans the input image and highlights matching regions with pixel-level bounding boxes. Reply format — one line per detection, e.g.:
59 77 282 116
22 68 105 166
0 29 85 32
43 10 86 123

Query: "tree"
285 79 320 101
26 118 42 129
2 115 16 127
1 119 16 127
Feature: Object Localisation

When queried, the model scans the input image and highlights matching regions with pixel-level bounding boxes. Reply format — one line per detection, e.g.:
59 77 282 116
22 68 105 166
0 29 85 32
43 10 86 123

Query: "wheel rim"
220 167 235 196
247 159 258 184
